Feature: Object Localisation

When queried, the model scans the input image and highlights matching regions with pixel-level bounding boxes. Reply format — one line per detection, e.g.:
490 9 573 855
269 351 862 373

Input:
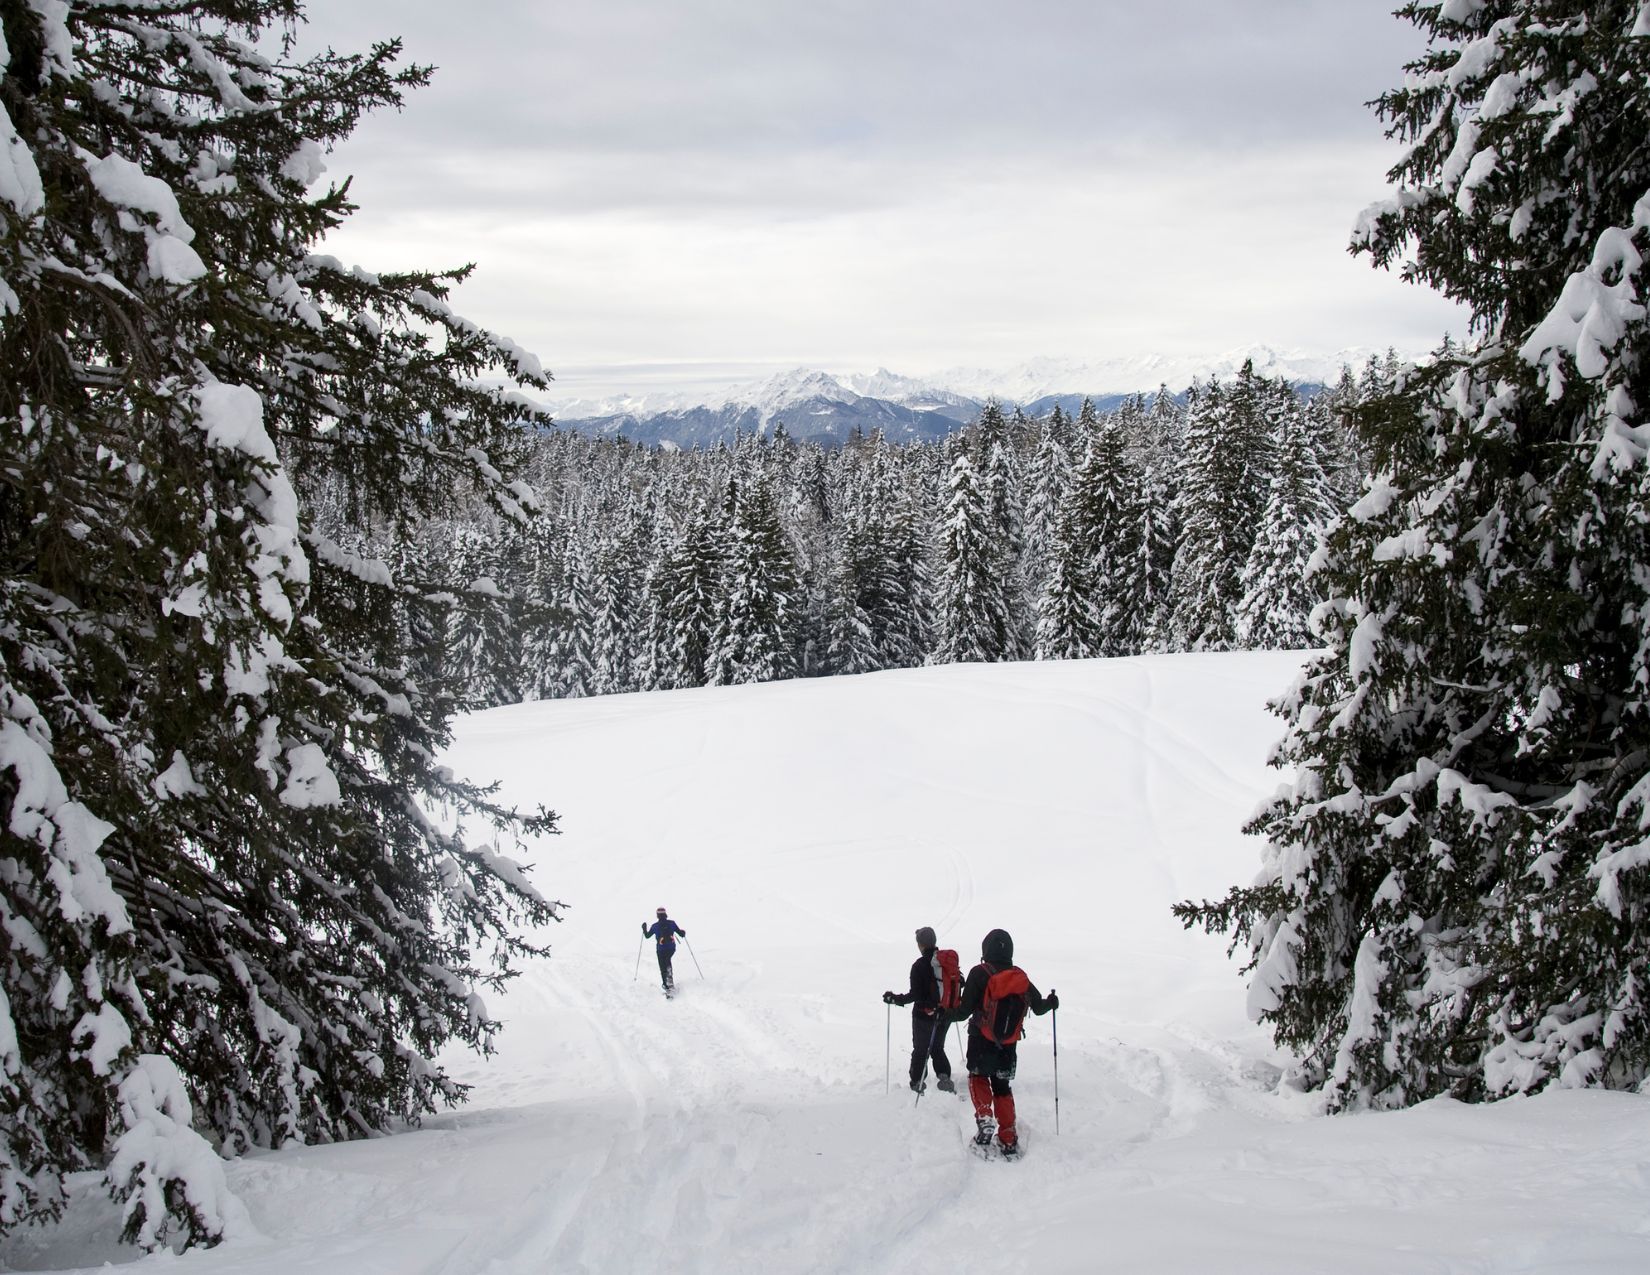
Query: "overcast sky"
307 2 1466 400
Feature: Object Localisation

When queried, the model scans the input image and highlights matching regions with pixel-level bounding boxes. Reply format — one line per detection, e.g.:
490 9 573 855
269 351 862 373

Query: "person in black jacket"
882 926 956 1094
950 927 1056 1155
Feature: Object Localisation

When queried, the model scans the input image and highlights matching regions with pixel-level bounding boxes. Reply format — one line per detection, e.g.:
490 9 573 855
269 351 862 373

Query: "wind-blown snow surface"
10 653 1650 1273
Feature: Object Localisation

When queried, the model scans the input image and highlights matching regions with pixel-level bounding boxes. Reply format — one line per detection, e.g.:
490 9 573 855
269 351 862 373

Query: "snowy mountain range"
543 345 1390 449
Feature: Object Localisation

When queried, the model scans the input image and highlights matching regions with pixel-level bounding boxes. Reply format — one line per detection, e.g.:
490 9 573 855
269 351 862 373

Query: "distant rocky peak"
720 368 862 423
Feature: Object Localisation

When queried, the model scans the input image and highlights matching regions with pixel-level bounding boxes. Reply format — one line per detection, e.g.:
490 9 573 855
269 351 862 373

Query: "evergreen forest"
351 360 1400 711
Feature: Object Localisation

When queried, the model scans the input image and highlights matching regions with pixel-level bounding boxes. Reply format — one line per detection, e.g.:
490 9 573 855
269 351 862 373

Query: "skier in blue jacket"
643 907 686 992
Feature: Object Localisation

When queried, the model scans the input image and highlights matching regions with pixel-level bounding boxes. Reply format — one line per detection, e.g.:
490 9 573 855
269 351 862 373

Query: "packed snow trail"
7 654 1650 1273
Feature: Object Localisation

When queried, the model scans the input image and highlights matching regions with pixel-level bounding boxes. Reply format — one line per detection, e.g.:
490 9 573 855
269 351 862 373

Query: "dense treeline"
321 357 1401 709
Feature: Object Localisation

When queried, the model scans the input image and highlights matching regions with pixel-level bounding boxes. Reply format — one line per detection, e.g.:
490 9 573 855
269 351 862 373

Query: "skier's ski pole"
1051 994 1060 1136
633 934 644 981
885 1003 891 1094
684 936 704 979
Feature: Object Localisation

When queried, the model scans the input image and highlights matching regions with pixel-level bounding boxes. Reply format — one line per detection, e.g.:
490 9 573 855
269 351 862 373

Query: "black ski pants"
965 1029 1017 1083
909 1012 951 1085
656 946 675 987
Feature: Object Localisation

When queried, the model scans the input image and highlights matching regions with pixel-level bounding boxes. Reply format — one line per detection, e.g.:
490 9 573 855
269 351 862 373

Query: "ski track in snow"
8 652 1650 1274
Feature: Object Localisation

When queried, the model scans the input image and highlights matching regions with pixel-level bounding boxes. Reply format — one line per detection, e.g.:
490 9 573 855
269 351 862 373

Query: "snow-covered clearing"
10 652 1649 1273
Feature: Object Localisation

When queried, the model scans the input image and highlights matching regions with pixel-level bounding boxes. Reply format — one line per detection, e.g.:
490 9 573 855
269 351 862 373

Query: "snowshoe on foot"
909 1078 926 1095
936 1075 956 1094
997 1138 1020 1159
973 1117 995 1147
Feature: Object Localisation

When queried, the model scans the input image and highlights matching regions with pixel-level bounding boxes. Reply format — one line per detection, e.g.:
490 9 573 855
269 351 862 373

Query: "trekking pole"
1051 994 1060 1136
684 937 704 979
913 1015 942 1108
885 1003 891 1094
633 934 644 981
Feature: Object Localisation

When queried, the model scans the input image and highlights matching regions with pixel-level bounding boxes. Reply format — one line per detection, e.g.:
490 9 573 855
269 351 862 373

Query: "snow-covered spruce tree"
590 516 648 696
973 402 1029 657
447 526 525 709
1233 401 1341 650
1033 536 1101 660
707 482 800 685
1176 0 1650 1107
1074 395 1100 438
1132 388 1184 650
1134 460 1179 651
823 515 883 677
1034 428 1117 661
876 466 934 669
1316 368 1370 508
1023 414 1073 601
544 536 600 700
1168 367 1277 650
0 1 562 1247
984 435 1030 658
1068 417 1148 656
516 509 568 701
647 498 726 689
825 454 930 675
821 450 880 677
788 443 835 677
933 449 1013 664
1046 401 1075 453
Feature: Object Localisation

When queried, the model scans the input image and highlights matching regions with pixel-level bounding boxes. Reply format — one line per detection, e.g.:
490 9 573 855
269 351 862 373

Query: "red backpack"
977 965 1030 1045
931 949 963 1011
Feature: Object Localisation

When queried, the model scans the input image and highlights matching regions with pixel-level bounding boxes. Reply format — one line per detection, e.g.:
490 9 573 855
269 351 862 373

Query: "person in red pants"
949 928 1056 1156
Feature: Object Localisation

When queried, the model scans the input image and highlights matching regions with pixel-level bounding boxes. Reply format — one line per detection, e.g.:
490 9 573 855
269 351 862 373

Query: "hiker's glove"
678 929 687 938
1045 993 1060 1012
882 991 897 1004
640 923 648 935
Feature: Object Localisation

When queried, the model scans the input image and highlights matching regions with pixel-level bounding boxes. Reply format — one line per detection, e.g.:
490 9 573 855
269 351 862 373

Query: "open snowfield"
10 652 1650 1273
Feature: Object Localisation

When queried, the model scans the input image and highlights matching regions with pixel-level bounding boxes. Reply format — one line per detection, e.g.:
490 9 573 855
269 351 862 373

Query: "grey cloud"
301 1 1463 393
317 1 1425 165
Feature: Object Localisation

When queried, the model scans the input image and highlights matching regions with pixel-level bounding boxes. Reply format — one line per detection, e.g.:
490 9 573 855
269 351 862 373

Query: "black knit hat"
915 926 937 948
981 928 1013 964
